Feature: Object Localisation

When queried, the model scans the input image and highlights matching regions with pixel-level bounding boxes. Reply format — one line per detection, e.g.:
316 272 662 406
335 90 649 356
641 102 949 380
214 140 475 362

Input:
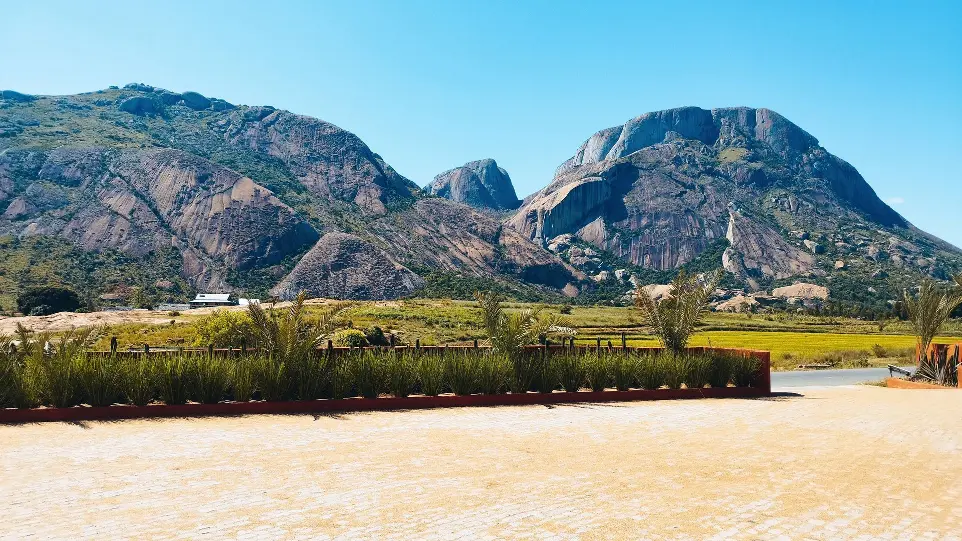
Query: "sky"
2 0 961 246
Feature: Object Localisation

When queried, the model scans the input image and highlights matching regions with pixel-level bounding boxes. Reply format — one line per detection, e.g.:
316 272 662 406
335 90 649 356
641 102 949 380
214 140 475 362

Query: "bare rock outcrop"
771 282 829 300
427 159 520 211
272 232 424 300
722 210 815 285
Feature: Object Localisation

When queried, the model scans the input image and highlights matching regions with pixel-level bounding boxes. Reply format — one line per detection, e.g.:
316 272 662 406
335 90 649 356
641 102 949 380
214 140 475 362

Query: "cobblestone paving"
2 386 961 540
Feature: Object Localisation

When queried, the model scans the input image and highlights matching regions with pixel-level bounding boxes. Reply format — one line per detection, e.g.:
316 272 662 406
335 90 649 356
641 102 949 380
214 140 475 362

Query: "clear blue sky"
3 0 961 247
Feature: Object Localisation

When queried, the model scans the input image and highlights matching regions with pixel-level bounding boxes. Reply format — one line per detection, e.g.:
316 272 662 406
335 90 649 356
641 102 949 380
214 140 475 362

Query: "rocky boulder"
180 91 211 110
119 96 163 116
271 232 425 300
771 282 829 300
427 159 521 211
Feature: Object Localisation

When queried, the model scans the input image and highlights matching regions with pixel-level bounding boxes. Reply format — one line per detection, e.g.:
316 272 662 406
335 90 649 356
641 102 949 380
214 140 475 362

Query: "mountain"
427 159 521 211
509 107 961 309
0 84 576 308
1 87 958 313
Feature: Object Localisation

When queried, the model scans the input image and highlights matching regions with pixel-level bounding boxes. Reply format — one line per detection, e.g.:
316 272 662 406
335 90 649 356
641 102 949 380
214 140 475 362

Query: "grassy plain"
69 299 962 371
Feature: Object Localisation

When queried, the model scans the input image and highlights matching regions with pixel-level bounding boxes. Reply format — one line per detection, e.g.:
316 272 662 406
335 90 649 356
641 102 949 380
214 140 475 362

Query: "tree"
474 291 567 358
903 278 962 365
634 270 722 355
16 286 81 316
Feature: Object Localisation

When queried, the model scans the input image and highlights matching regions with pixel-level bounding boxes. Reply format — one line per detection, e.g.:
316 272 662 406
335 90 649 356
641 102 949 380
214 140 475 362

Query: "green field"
79 299 962 371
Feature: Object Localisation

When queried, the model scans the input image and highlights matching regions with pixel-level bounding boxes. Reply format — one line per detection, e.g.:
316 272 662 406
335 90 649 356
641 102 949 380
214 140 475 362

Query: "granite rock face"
427 159 521 211
271 232 424 300
0 85 573 300
0 146 319 290
508 106 951 290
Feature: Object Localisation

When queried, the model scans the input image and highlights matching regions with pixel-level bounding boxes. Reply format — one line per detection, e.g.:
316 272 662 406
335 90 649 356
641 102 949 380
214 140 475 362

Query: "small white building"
238 298 261 307
189 293 234 308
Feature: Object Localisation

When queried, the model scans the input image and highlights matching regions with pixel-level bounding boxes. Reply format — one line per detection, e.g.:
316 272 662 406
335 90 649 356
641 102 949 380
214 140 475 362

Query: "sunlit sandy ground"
2 386 960 540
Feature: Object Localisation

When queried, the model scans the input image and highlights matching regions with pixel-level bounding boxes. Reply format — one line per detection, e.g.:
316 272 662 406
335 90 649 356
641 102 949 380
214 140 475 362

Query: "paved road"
3 386 960 539
772 366 912 388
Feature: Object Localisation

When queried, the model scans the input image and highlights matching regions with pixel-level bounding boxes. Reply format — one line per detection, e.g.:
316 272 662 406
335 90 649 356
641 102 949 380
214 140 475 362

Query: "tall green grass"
0 339 763 408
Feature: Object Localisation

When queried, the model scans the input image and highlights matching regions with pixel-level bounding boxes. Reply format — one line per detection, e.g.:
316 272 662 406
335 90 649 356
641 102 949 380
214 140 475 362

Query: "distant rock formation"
427 159 521 211
271 233 424 300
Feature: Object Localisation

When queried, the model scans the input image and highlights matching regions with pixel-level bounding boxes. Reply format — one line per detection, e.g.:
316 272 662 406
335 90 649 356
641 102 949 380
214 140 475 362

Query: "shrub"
871 344 888 358
156 354 190 405
250 355 286 401
707 354 733 388
445 350 480 395
17 286 81 316
364 326 390 346
681 353 711 389
121 355 156 406
0 335 39 408
637 354 663 390
559 304 573 315
74 354 122 406
38 329 94 408
386 351 417 398
352 350 384 399
731 355 761 387
231 356 255 402
189 354 232 404
333 329 368 348
658 354 685 389
583 352 611 392
532 350 558 394
556 353 584 392
477 353 510 395
193 310 251 348
611 353 637 391
418 354 445 396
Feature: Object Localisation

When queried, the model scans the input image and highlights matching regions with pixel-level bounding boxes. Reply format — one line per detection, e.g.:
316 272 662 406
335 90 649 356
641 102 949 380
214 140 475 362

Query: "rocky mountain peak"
427 158 521 211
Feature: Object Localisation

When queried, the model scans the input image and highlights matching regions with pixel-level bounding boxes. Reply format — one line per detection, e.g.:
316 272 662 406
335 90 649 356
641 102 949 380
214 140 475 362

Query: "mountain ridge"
1 85 959 313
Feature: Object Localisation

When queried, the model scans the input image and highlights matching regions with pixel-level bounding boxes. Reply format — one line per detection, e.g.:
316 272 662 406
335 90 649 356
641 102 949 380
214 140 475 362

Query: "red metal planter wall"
0 386 770 424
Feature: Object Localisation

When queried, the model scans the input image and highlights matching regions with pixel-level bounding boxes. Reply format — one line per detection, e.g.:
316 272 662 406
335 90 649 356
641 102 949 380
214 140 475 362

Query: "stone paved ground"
1 386 961 540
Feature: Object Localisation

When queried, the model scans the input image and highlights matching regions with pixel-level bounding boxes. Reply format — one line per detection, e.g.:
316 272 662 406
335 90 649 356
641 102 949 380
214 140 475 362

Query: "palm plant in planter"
904 277 962 386
634 270 721 356
245 293 352 400
475 291 568 393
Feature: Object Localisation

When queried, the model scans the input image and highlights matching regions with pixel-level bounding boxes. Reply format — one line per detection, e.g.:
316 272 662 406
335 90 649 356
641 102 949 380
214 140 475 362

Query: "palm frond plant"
903 279 962 385
635 270 721 356
475 291 569 393
246 293 353 400
915 348 957 387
